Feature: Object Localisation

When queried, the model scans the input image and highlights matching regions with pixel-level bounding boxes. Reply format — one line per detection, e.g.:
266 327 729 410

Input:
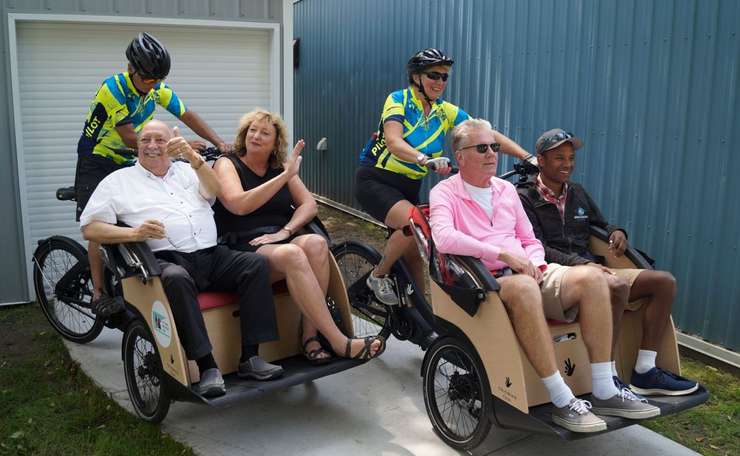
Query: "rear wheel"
123 319 170 423
32 236 103 343
423 337 492 450
331 241 392 339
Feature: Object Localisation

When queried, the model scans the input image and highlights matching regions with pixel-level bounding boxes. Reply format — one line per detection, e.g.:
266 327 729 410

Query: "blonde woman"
213 109 385 363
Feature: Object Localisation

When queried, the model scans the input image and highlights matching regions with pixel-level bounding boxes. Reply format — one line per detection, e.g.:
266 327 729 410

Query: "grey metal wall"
0 0 285 303
294 0 740 351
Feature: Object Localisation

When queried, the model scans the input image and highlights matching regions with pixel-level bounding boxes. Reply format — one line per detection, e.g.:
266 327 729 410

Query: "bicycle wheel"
32 236 104 343
123 319 170 423
331 240 392 340
423 337 493 451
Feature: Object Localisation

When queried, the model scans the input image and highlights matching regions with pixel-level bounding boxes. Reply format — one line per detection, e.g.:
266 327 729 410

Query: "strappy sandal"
344 335 386 361
302 335 333 365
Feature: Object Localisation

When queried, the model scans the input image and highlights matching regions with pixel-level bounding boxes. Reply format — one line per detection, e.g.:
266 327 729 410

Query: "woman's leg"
373 199 417 277
257 243 382 358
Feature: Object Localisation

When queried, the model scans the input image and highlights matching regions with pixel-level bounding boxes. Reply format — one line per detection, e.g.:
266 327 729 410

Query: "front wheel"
32 236 104 343
123 319 170 423
423 337 493 450
331 241 392 340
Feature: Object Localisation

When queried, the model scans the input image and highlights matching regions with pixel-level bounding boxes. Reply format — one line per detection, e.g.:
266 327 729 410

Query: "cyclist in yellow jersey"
74 32 232 316
355 49 532 342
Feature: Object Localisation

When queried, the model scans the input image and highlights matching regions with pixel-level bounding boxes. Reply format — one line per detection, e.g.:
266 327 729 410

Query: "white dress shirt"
80 161 217 253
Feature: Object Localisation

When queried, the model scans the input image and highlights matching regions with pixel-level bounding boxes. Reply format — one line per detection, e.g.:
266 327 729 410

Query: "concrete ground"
67 328 698 456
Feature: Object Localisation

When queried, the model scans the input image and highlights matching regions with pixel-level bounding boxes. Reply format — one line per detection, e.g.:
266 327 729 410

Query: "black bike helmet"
407 48 454 80
126 32 171 79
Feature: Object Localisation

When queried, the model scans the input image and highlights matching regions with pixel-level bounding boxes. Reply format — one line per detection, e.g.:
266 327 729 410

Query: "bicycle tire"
32 236 104 343
423 337 493 450
123 319 170 423
331 240 392 340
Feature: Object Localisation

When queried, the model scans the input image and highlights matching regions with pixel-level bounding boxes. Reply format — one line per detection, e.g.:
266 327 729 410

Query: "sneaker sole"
199 385 226 398
237 370 285 381
552 415 607 433
590 405 661 419
629 383 699 396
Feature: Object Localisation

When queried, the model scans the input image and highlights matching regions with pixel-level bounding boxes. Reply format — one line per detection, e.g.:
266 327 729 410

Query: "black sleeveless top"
213 155 294 242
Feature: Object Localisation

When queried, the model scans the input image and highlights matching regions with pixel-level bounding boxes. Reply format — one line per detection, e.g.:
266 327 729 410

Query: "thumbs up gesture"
166 125 195 160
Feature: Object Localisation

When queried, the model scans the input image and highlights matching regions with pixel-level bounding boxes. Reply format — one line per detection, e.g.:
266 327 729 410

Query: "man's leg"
158 260 213 361
559 266 660 418
627 270 697 395
498 274 605 433
208 247 284 380
602 272 629 360
209 247 279 349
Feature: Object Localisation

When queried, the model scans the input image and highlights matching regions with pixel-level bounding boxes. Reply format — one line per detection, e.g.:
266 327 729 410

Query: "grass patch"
0 304 194 456
642 357 739 456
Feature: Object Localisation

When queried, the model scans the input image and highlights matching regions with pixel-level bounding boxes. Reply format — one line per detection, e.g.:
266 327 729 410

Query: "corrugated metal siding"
294 0 740 351
0 0 285 303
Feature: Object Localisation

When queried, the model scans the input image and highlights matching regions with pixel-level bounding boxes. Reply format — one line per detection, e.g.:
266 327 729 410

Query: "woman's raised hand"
284 139 306 178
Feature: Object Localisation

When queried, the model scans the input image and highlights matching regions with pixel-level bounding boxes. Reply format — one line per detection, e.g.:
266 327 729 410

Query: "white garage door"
15 21 275 281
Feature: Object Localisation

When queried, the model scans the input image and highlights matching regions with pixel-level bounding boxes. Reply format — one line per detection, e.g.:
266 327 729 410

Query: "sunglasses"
538 131 574 153
458 142 501 154
424 71 450 82
137 72 162 84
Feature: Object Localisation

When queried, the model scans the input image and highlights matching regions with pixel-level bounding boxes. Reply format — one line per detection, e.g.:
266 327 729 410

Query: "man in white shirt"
80 120 283 398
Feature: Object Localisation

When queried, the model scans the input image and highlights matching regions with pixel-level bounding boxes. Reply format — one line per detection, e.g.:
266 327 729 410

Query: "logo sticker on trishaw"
151 300 172 348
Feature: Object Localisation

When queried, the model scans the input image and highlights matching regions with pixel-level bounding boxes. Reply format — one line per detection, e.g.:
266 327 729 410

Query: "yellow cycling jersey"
359 87 469 180
78 72 187 165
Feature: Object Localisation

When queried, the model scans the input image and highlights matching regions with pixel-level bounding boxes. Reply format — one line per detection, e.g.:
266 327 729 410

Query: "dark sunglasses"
538 131 574 153
458 142 501 153
424 71 450 82
137 72 162 84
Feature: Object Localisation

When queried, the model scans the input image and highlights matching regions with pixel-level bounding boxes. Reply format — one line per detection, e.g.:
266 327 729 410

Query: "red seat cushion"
196 280 290 312
197 292 238 311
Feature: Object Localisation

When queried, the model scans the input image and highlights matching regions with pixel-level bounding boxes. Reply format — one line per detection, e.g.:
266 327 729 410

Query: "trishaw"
402 164 709 450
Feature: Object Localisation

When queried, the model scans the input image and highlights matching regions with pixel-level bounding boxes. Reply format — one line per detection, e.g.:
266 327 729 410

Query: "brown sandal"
302 336 333 365
344 336 386 361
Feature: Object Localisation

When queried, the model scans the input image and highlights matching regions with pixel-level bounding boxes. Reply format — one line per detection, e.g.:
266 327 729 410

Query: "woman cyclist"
355 48 530 343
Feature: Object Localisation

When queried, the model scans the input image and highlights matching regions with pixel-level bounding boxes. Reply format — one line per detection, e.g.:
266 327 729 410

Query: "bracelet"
416 153 426 164
283 226 293 235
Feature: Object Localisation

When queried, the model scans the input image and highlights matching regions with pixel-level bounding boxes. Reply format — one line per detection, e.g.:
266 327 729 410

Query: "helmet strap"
412 74 433 111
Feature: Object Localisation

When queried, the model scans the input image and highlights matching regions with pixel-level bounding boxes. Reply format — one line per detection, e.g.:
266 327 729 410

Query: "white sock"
542 371 575 408
634 349 657 374
611 361 619 377
591 362 620 399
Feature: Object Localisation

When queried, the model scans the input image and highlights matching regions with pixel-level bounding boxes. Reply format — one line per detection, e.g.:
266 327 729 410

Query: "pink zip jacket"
429 173 547 271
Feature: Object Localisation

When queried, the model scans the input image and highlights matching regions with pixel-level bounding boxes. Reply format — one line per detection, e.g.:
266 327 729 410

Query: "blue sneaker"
630 367 699 396
613 376 646 401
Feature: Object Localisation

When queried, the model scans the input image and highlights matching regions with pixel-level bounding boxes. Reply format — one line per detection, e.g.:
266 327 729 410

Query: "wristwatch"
416 153 426 164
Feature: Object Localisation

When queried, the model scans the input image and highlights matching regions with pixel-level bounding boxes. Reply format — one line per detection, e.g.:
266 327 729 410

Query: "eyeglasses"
538 131 574 154
458 143 501 154
424 71 450 82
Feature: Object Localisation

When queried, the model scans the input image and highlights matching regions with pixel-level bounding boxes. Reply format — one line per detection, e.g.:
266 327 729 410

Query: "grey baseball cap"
535 128 584 155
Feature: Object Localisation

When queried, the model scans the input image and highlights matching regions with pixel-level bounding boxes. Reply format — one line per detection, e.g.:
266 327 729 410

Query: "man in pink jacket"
429 118 659 433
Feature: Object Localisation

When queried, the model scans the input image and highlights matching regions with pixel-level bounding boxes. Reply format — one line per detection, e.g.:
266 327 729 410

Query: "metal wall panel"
0 0 285 304
294 0 740 350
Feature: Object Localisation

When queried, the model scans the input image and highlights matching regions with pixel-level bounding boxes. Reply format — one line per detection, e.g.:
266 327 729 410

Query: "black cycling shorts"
355 166 422 223
74 152 129 221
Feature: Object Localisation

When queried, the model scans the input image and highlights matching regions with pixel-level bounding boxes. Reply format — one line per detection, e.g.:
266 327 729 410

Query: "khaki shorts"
540 264 646 322
540 263 579 322
612 268 644 311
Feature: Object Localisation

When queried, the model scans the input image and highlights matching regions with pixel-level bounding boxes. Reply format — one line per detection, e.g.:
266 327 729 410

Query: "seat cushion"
198 292 238 311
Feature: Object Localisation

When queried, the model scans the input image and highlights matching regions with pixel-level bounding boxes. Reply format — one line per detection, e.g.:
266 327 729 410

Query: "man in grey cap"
518 128 698 397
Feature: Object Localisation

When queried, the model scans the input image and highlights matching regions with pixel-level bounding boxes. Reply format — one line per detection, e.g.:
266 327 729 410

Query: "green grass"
642 357 739 456
0 305 194 456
